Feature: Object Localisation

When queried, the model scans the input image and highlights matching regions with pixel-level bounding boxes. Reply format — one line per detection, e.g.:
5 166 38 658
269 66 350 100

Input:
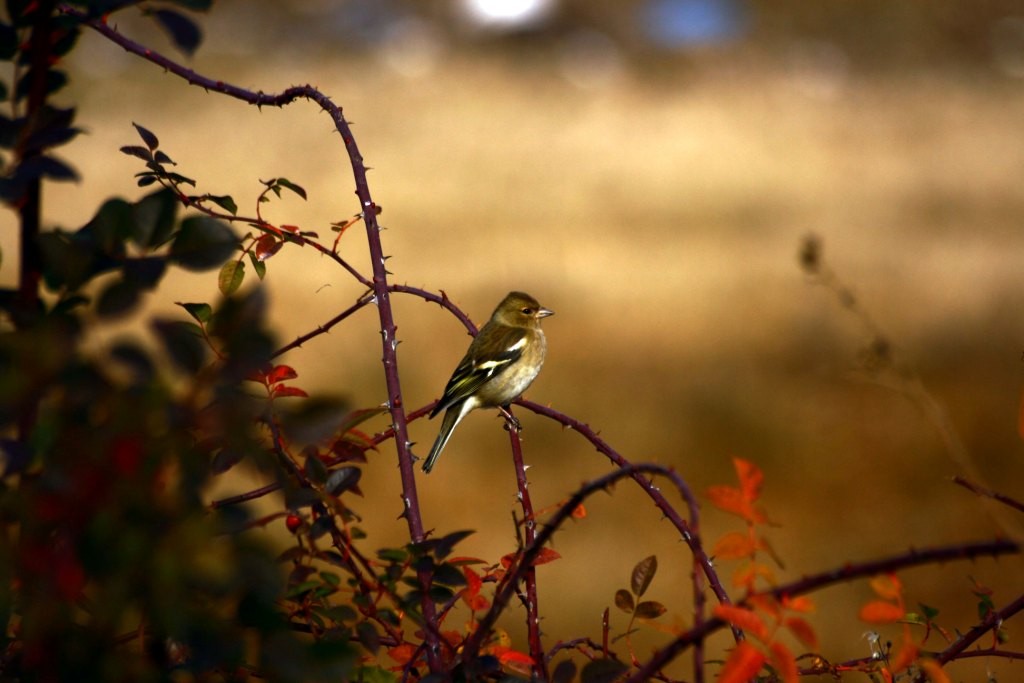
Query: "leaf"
132 188 178 248
123 257 167 290
614 589 634 613
150 9 202 55
152 319 207 374
305 454 328 484
120 145 152 162
734 457 764 503
713 604 769 640
918 658 952 683
248 250 267 279
325 466 361 496
869 574 903 601
634 600 667 619
272 385 309 398
211 448 245 474
170 216 238 271
858 600 905 624
254 233 282 261
133 122 159 151
551 660 576 683
356 621 380 655
768 640 798 683
96 279 141 319
711 531 758 560
207 194 237 215
274 177 307 200
784 616 819 650
17 154 78 182
717 641 767 683
177 301 213 323
218 260 245 295
531 547 561 566
630 555 657 597
580 658 627 683
267 365 298 384
781 595 815 614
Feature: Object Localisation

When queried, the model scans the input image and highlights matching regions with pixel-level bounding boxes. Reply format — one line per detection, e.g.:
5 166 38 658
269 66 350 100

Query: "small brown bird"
422 291 553 473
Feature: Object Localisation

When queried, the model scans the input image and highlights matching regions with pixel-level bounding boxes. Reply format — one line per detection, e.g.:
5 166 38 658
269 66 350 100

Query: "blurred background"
13 0 1024 676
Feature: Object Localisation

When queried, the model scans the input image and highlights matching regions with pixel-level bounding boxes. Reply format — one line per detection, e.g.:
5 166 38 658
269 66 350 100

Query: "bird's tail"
422 405 465 473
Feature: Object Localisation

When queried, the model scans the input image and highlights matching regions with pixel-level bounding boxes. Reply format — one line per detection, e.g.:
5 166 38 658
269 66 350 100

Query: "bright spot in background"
457 0 556 30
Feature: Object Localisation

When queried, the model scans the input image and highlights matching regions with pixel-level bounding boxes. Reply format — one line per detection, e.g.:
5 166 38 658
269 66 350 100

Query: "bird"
421 291 553 473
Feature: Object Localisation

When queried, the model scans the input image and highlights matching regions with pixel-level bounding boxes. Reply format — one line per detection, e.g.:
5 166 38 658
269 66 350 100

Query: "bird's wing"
430 326 528 417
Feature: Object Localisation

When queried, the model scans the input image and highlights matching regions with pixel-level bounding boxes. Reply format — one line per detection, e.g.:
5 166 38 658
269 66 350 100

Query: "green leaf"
207 194 237 215
248 250 267 280
355 621 380 654
335 407 388 436
15 69 67 101
634 600 666 619
279 396 352 446
0 22 17 60
274 177 307 200
167 0 214 9
218 260 244 295
150 8 202 55
170 216 238 271
305 453 328 484
431 562 467 589
84 198 133 255
177 302 213 323
152 319 207 374
614 589 634 613
96 279 141 319
551 660 577 683
132 187 178 248
581 658 627 683
123 257 167 290
325 466 361 496
120 145 152 162
211 448 245 474
133 122 159 151
377 548 408 563
630 555 657 597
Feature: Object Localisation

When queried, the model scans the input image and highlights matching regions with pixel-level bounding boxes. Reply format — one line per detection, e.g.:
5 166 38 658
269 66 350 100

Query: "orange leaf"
784 616 819 651
869 574 903 601
717 642 767 683
747 594 782 620
919 658 952 683
859 600 905 624
531 547 561 566
734 457 763 502
714 605 769 640
387 643 416 665
781 595 815 613
707 485 767 524
712 531 759 560
890 635 919 672
768 640 798 683
463 567 481 598
267 364 298 384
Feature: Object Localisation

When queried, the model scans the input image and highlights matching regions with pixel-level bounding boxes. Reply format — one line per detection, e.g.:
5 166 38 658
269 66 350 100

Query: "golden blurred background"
9 0 1024 677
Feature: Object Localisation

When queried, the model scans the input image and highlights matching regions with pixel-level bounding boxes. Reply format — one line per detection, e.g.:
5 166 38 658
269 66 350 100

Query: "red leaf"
532 547 561 566
717 642 767 683
784 616 819 651
859 600 905 624
714 605 769 641
255 233 283 262
387 643 416 666
267 364 298 385
272 384 309 398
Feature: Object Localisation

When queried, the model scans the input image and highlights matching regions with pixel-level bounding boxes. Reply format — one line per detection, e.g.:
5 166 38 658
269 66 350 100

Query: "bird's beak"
537 307 554 318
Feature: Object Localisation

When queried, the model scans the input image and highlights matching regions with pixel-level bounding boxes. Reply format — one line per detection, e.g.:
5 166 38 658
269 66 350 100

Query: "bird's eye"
521 307 534 315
